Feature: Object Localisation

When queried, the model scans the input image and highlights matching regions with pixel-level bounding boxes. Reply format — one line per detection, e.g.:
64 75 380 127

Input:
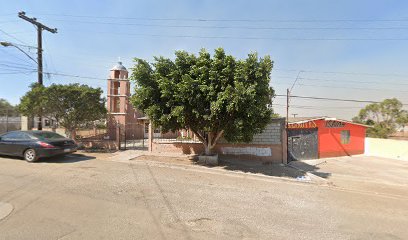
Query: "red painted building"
287 117 368 160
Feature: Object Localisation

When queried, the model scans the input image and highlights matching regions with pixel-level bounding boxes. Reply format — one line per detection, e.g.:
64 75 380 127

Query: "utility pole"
286 88 290 126
18 11 57 130
292 113 298 118
286 88 290 162
5 109 9 132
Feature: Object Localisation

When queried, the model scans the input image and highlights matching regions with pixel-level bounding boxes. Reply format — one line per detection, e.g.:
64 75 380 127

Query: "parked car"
0 131 77 162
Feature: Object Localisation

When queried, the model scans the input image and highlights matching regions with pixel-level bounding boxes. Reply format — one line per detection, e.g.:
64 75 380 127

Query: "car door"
0 132 20 155
0 134 8 154
12 132 34 156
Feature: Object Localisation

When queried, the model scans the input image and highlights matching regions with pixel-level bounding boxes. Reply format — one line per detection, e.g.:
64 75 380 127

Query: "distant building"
389 124 408 140
106 61 144 139
106 61 179 141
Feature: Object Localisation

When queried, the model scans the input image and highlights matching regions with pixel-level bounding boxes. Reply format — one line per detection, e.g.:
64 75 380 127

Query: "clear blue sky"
1 0 408 119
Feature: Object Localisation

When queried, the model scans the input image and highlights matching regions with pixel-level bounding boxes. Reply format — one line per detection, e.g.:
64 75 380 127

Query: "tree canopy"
0 98 19 116
130 48 275 154
352 98 408 138
19 83 107 138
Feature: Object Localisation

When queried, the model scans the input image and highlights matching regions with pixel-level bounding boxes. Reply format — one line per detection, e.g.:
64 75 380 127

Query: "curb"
129 158 321 186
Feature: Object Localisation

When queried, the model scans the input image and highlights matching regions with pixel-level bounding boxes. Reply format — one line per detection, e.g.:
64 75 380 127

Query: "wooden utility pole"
18 11 57 130
286 88 290 162
5 109 9 132
286 88 290 126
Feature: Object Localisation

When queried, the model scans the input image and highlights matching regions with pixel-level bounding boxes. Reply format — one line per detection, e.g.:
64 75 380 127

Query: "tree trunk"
204 132 213 155
204 141 212 155
70 129 77 141
191 129 224 156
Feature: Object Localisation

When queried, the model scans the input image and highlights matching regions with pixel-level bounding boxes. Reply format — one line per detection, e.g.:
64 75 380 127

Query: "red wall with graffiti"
314 119 366 158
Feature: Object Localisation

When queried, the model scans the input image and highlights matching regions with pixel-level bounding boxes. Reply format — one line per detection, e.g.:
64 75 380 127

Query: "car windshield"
30 132 66 140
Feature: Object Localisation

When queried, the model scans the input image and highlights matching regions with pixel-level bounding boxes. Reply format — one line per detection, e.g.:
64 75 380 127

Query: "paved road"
0 153 407 239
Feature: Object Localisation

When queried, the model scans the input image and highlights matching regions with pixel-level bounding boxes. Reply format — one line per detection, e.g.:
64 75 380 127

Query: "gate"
0 116 21 134
288 128 318 161
122 123 147 150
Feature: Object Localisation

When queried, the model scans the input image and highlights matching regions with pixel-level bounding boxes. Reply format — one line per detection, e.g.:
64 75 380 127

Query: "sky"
1 0 408 120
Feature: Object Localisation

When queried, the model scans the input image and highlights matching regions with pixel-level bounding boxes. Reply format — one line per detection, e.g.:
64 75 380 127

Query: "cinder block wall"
250 122 282 145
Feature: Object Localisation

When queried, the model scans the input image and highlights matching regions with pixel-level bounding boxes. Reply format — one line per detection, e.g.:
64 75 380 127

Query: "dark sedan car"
0 131 77 162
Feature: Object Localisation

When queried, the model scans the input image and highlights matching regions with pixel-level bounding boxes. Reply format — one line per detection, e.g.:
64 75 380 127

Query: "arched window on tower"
114 70 120 79
114 98 121 113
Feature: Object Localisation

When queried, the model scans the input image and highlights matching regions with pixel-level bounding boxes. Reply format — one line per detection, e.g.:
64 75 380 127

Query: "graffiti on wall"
288 121 317 129
325 120 346 128
221 147 272 156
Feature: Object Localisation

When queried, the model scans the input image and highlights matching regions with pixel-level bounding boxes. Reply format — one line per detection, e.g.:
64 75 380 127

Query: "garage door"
288 128 318 161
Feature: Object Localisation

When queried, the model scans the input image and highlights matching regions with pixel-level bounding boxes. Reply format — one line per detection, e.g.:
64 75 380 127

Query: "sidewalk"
128 152 321 184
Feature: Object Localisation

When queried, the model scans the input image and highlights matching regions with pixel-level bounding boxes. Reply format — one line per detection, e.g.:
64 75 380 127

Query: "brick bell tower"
107 61 146 146
107 61 141 131
107 61 129 126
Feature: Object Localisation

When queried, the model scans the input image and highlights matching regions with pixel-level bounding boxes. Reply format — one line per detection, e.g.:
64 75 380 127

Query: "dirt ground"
1 153 407 239
289 155 408 198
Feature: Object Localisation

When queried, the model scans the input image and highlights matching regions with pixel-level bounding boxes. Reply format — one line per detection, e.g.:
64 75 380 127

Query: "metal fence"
0 116 21 134
122 123 146 150
76 124 148 150
154 129 201 143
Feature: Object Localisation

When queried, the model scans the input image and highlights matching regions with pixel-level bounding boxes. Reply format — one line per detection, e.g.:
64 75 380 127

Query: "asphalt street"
0 153 407 239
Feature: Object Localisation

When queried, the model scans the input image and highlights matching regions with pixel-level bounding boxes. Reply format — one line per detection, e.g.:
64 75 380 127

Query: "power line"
58 30 408 41
0 70 34 75
272 105 360 112
0 48 34 66
0 42 38 64
273 82 408 94
273 103 363 109
274 68 408 78
0 64 107 81
32 13 408 23
18 11 58 87
0 62 36 69
42 71 106 80
0 64 37 71
272 75 408 86
0 28 29 45
296 83 408 93
275 94 408 106
42 19 408 31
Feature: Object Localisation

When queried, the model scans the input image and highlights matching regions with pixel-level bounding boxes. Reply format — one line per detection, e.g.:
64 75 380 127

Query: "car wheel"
24 149 38 162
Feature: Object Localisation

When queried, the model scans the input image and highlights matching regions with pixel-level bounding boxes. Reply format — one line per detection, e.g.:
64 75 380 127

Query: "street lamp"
1 41 42 130
0 41 37 64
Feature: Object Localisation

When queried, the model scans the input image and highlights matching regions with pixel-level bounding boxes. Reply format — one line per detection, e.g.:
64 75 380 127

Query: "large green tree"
0 98 19 116
130 48 275 155
19 83 107 138
352 98 408 138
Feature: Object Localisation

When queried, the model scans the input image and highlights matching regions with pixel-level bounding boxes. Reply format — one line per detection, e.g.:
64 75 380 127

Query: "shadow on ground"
212 157 332 180
288 160 332 179
0 155 24 161
218 161 304 179
132 154 332 181
40 154 96 163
